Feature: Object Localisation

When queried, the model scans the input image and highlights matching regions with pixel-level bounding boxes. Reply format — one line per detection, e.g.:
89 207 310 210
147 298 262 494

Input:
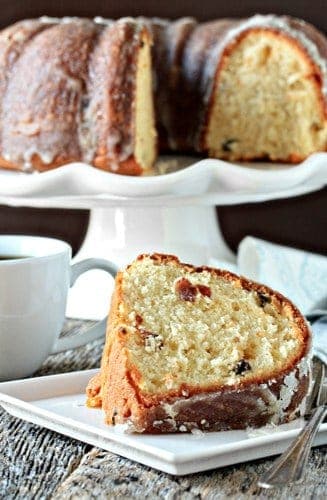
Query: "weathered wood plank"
52 446 327 499
0 409 91 499
0 320 102 499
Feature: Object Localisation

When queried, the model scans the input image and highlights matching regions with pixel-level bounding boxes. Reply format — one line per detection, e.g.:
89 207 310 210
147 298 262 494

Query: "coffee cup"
0 235 118 381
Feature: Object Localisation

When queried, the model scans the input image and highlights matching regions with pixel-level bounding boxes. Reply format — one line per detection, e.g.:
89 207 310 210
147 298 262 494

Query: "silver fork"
258 361 326 489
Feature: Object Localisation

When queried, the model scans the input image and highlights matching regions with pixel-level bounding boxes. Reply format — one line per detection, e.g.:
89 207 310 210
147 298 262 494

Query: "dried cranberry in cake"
135 314 143 325
197 285 211 298
175 279 212 301
175 278 197 302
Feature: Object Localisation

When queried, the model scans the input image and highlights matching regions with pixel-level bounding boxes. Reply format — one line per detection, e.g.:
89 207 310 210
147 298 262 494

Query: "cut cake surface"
86 254 311 433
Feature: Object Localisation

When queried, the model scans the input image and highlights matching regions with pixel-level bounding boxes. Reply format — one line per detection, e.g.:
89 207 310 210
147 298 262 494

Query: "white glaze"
224 15 327 96
203 14 327 113
123 346 312 433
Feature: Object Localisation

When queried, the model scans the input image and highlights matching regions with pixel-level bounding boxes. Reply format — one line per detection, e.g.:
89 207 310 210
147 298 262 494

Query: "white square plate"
0 369 326 475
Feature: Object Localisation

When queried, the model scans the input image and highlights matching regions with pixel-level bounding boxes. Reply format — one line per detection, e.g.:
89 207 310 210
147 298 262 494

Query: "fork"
258 361 326 488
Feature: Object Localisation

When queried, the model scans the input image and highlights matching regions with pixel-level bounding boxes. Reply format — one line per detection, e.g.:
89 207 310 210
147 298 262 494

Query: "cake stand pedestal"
77 205 234 267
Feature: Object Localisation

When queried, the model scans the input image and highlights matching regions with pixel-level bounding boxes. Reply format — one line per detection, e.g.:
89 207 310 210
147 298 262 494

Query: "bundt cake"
0 14 326 173
86 254 311 433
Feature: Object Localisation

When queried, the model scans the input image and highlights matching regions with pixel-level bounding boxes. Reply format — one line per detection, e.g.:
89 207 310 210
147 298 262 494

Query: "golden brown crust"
86 253 311 433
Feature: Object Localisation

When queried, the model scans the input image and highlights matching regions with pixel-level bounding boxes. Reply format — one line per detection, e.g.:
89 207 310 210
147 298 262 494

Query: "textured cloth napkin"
211 236 327 362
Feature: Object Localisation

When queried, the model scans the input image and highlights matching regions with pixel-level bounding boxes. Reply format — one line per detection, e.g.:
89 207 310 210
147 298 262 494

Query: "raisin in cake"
86 254 311 433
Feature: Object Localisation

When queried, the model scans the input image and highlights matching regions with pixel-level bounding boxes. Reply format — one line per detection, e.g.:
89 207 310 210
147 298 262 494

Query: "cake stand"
0 153 326 319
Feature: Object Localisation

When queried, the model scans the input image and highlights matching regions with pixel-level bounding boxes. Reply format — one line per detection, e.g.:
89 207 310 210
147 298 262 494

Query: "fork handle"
258 405 327 489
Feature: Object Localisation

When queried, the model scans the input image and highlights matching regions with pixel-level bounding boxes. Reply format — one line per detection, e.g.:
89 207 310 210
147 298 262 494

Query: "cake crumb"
191 428 205 438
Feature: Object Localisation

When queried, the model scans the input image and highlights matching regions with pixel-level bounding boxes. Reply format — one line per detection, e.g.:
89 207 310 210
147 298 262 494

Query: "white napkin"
211 236 327 362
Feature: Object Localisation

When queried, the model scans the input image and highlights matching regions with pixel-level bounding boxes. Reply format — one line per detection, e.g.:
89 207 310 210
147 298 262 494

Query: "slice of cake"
86 254 311 433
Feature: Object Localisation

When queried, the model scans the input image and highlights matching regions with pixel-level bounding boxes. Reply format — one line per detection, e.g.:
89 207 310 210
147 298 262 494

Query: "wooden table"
0 320 326 499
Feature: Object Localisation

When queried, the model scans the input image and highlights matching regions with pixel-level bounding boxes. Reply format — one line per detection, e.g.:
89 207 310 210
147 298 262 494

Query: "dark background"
0 0 326 256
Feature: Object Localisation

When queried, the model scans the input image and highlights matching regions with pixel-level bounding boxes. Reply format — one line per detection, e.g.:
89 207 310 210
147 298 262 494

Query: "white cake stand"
0 154 326 319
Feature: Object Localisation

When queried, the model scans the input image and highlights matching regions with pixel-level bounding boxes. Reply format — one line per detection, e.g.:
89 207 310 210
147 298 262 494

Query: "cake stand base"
75 205 235 266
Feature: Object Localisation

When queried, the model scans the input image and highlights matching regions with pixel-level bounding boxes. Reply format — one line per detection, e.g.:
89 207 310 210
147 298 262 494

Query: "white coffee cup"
0 235 118 381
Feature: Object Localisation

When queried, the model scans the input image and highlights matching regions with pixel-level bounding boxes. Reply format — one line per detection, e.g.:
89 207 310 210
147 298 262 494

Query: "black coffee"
0 255 32 260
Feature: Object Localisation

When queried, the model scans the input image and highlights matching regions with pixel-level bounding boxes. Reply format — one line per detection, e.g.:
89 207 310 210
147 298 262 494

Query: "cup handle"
51 258 118 354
